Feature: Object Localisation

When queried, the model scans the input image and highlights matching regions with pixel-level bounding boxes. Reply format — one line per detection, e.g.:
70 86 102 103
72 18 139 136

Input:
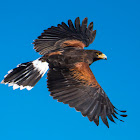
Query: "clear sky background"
0 0 140 139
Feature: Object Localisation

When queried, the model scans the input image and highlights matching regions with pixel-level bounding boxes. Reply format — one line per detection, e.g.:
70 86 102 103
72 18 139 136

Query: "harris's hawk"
1 17 127 128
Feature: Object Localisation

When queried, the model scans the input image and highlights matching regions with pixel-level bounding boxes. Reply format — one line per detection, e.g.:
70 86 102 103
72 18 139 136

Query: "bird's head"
92 50 107 62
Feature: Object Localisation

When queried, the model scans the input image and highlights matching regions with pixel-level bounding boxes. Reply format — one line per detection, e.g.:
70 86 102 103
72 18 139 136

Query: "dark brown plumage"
46 47 127 128
1 17 127 128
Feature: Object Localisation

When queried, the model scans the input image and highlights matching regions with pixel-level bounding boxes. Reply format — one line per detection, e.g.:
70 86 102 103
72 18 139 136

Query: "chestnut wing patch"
69 62 100 87
47 62 127 128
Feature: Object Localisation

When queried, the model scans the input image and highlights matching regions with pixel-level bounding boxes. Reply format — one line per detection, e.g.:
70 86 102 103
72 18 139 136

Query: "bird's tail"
1 58 49 90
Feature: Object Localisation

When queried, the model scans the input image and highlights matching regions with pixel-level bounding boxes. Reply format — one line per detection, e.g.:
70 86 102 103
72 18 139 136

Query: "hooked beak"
98 53 107 60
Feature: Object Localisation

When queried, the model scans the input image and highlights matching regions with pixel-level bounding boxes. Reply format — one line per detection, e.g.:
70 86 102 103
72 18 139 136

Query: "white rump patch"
32 58 49 76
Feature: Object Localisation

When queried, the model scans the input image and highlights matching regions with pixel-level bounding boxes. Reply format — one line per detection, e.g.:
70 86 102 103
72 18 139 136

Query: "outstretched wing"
33 17 96 55
47 62 127 128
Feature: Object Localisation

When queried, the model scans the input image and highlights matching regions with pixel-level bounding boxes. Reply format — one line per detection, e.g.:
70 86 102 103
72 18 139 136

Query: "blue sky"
0 0 140 139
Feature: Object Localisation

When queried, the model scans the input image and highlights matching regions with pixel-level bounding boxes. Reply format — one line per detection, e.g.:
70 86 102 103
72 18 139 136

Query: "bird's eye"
96 52 100 55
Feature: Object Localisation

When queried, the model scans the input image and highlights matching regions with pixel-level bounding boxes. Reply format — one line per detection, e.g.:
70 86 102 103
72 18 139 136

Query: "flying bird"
1 17 127 128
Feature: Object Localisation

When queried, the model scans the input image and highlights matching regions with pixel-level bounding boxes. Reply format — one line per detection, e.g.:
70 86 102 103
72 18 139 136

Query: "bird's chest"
47 54 85 68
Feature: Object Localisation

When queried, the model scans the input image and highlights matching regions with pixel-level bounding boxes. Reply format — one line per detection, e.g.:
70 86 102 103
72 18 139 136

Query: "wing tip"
82 17 88 23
